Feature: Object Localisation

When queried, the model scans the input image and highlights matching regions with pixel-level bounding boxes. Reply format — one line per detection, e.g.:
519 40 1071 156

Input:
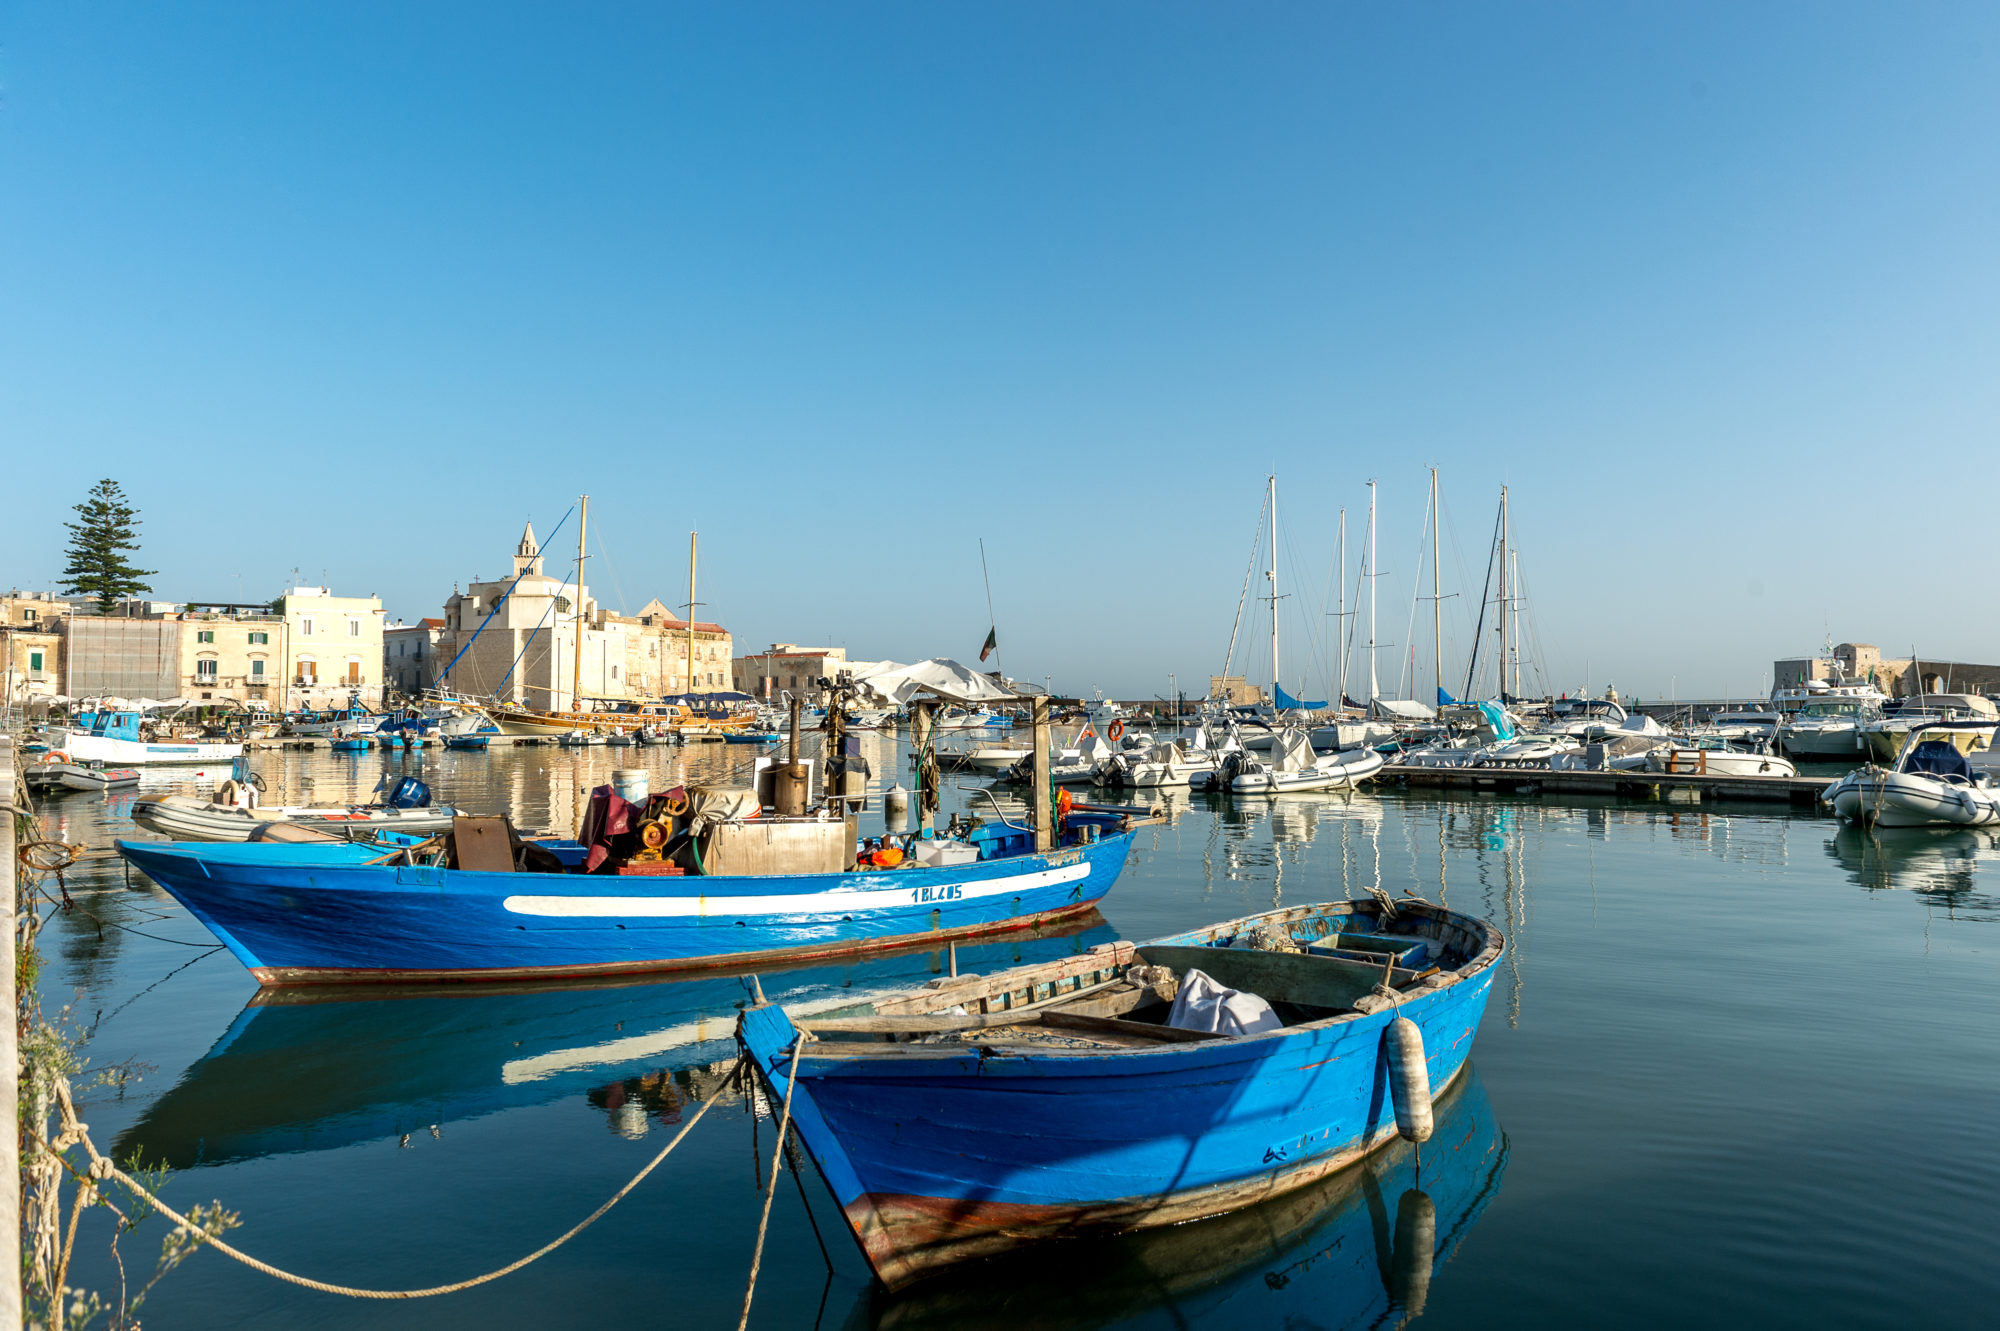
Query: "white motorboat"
963 745 1032 773
1643 742 1797 778
1778 696 1884 759
1826 723 2000 827
60 712 243 766
1307 716 1397 752
1116 740 1222 789
132 775 458 842
56 765 141 792
1544 696 1633 741
1229 730 1386 794
1859 694 1998 762
935 707 1008 731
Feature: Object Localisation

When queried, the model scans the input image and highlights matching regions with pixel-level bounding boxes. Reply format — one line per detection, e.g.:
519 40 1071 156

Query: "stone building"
616 600 733 696
384 619 447 698
733 645 851 700
176 602 288 706
277 586 387 709
427 525 732 709
1773 642 2000 698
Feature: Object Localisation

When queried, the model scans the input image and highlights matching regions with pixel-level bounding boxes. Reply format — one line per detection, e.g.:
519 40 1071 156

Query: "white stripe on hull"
503 862 1092 919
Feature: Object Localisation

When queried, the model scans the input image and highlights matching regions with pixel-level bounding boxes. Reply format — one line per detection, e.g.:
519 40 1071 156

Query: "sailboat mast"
1367 480 1378 703
1336 508 1347 706
1268 475 1279 703
1510 548 1522 698
686 531 698 694
1430 468 1442 709
1497 486 1510 701
571 494 588 714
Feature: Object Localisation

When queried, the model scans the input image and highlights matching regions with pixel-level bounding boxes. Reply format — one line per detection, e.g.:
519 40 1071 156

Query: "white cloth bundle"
1165 968 1283 1036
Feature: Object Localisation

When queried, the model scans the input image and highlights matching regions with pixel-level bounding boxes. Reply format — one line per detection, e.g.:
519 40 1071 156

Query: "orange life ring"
46 752 70 764
1079 728 1096 741
1108 720 1125 741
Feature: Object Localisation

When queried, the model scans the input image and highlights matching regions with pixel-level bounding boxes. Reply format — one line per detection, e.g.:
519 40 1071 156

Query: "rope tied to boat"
38 1055 745 1300
737 1033 812 1330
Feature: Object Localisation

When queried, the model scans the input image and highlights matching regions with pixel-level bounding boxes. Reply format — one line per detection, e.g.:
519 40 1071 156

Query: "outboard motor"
386 777 432 810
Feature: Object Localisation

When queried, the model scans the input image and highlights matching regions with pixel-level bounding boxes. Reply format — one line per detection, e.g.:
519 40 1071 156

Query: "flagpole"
979 538 1002 676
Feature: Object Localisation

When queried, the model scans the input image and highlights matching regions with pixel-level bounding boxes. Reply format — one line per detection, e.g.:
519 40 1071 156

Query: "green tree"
61 478 156 613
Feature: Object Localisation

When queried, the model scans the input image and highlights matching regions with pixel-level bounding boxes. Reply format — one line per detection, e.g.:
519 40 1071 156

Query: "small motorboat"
1826 723 2000 827
330 736 374 753
132 776 456 843
1643 740 1797 778
1230 731 1386 794
443 734 492 751
57 765 142 793
23 756 76 791
559 730 609 747
723 731 779 745
739 895 1504 1290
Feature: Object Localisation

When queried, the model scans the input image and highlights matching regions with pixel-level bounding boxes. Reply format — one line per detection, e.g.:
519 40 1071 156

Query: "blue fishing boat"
724 731 780 745
329 736 374 753
116 803 1138 987
443 734 491 751
865 1069 1506 1328
738 897 1503 1289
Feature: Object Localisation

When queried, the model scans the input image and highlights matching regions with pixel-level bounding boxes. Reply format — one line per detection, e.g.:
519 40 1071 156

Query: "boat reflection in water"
116 915 1114 1169
856 1069 1505 1331
1825 825 2000 913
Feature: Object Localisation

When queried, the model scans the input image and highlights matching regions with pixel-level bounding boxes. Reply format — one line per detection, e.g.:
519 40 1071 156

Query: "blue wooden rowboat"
865 1067 1506 1328
115 813 1136 987
738 897 1503 1289
329 736 374 753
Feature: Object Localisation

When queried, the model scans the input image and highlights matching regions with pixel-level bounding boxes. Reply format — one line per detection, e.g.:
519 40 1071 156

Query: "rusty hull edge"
848 1061 1471 1291
244 899 1103 987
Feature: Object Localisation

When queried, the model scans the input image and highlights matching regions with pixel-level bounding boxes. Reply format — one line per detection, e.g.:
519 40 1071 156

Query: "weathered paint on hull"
741 900 1502 1290
842 1063 1469 1288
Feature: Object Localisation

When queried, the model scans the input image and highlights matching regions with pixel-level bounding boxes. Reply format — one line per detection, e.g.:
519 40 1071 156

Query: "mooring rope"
50 1055 744 1300
737 1037 807 1331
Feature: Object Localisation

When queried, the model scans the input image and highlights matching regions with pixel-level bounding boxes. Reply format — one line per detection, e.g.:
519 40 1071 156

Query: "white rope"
54 1056 743 1300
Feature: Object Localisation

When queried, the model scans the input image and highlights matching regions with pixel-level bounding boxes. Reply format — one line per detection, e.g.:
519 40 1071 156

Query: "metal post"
911 700 936 835
0 735 20 1328
1031 695 1053 853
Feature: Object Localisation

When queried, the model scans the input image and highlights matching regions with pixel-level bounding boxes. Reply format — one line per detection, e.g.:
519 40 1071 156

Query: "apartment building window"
346 658 363 685
301 617 315 636
22 609 36 622
249 631 268 645
297 657 317 684
197 630 215 644
28 651 44 677
196 658 218 680
250 659 266 678
349 619 361 637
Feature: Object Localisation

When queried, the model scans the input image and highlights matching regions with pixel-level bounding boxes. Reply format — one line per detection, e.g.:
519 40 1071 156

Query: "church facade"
408 524 732 708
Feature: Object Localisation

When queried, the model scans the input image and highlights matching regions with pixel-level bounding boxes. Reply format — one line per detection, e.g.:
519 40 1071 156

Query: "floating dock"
1382 763 1833 807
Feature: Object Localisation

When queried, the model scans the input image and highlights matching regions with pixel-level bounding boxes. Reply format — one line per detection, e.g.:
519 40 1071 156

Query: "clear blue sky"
5 3 1996 701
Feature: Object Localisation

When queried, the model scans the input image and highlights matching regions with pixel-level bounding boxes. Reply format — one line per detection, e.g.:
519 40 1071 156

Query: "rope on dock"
49 1055 745 1300
737 1037 807 1331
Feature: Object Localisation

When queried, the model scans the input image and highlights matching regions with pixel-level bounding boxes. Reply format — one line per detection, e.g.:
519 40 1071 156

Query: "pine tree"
61 479 156 614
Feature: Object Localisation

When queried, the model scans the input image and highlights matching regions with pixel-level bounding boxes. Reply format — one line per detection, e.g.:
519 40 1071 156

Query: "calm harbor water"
31 733 2000 1328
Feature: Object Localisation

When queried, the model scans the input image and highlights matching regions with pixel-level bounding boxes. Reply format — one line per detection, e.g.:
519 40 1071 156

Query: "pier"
1382 762 1833 806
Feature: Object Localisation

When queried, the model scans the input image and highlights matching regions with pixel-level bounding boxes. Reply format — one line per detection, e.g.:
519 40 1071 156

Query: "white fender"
1385 1015 1434 1143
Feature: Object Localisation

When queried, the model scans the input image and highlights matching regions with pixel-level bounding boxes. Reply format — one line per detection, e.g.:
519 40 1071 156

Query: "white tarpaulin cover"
849 659 1019 706
1166 968 1283 1036
1368 698 1436 721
